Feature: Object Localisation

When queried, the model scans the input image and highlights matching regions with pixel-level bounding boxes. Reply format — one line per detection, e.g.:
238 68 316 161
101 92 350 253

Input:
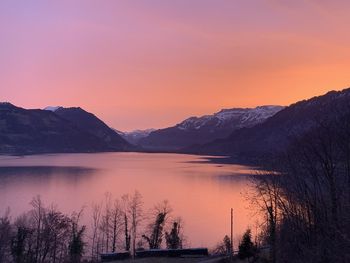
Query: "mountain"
51 107 131 151
0 103 107 154
44 106 62 112
116 129 156 145
138 106 284 151
187 88 350 162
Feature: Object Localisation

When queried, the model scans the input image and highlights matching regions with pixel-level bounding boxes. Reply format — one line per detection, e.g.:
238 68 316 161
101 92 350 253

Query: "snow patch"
177 105 285 131
44 106 62 112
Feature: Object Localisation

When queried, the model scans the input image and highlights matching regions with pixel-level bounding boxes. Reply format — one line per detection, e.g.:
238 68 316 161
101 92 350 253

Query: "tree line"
252 113 350 262
0 191 185 263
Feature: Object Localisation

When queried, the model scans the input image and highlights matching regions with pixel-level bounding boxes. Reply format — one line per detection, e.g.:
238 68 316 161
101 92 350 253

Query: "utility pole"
230 208 234 261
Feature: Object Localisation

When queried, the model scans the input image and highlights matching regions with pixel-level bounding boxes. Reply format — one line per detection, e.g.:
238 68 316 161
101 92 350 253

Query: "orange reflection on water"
0 153 259 248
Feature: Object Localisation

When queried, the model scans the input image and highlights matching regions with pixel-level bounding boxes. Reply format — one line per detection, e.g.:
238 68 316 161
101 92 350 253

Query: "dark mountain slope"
187 88 350 160
139 106 284 151
0 103 106 154
53 107 131 151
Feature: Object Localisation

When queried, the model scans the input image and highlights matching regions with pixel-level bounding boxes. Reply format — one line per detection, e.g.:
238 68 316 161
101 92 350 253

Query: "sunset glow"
1 0 349 130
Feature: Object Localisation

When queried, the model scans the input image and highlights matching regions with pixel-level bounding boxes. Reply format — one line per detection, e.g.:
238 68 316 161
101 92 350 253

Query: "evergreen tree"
11 226 29 263
165 221 182 249
238 229 256 261
223 235 231 254
142 212 166 249
69 221 86 263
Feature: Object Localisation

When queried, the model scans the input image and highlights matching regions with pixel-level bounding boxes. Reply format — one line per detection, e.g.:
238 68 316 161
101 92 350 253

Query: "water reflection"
0 166 97 189
213 173 255 182
0 153 258 248
0 166 97 176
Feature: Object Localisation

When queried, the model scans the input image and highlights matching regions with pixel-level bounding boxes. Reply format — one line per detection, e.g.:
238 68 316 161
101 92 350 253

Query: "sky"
1 0 350 131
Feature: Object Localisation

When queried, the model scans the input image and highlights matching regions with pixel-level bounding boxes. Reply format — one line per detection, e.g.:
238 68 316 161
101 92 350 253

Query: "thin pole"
230 208 234 260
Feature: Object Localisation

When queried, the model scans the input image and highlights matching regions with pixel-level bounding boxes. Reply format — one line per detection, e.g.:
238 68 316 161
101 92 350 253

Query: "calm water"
0 152 258 248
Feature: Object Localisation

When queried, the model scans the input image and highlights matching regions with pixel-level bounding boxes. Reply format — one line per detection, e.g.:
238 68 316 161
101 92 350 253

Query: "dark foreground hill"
0 103 131 154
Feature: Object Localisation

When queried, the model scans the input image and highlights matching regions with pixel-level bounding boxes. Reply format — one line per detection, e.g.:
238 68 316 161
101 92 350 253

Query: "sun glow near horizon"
1 0 350 131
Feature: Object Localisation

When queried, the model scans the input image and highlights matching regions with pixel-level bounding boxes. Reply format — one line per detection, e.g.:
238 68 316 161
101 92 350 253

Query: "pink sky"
1 0 350 131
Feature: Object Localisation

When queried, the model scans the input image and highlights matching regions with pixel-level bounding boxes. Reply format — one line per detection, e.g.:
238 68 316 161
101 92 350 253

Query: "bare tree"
121 194 131 252
100 192 113 252
129 191 143 258
252 118 350 262
110 198 123 253
30 195 44 262
12 213 33 263
252 172 281 263
0 192 189 262
90 202 102 261
9 198 78 263
40 206 71 263
0 208 11 262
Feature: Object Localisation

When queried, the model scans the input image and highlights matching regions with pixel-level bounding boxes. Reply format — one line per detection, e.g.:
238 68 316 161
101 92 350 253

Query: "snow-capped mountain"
44 106 62 112
177 106 284 131
188 88 350 160
138 105 284 150
116 129 156 145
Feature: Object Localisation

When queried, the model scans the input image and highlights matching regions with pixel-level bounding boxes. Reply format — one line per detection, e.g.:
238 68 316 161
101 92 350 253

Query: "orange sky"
1 0 349 131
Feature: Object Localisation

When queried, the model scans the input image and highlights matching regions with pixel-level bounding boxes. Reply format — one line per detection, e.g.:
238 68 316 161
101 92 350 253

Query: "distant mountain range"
1 87 349 160
138 106 284 150
0 103 131 154
186 88 350 162
116 129 156 145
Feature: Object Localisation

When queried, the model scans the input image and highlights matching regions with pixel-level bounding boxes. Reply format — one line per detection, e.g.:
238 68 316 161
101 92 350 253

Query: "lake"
0 152 258 249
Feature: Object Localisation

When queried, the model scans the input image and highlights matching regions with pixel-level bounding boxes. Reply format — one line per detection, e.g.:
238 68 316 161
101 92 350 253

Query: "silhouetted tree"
252 115 350 262
30 196 44 263
223 235 231 255
0 209 11 262
90 202 102 261
143 213 166 249
11 225 28 263
165 219 183 249
0 192 188 262
121 194 131 253
111 199 122 253
129 191 143 258
213 235 231 255
143 200 171 250
238 229 256 262
69 211 86 263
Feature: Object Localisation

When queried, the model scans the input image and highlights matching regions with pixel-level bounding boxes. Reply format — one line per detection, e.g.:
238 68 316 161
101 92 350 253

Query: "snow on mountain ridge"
128 129 156 136
177 105 284 131
117 128 156 136
115 129 156 144
44 106 62 112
